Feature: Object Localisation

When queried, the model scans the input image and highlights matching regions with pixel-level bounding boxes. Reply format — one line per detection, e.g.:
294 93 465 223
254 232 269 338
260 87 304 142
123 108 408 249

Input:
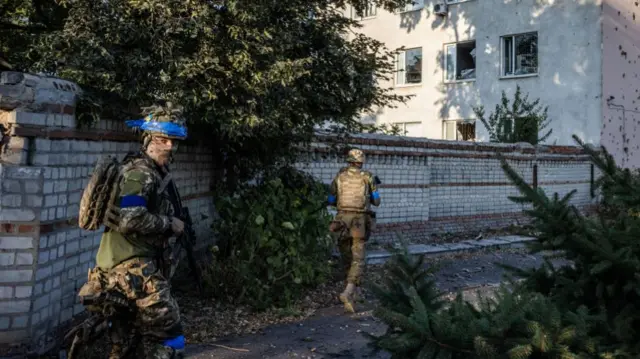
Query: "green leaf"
282 221 295 230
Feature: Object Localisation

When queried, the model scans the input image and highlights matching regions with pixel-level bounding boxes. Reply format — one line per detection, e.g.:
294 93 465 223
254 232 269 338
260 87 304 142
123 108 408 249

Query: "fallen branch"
201 343 250 352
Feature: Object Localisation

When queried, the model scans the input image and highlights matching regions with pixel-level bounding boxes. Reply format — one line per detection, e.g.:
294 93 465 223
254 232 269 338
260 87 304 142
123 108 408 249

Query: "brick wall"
296 134 598 243
0 72 600 352
0 72 216 352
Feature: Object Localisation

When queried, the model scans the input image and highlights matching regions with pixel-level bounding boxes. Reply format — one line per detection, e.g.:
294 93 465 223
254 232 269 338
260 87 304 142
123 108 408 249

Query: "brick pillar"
0 71 80 352
0 164 44 345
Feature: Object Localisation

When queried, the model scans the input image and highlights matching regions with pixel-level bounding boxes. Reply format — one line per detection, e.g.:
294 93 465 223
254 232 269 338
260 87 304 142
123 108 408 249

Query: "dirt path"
185 249 568 359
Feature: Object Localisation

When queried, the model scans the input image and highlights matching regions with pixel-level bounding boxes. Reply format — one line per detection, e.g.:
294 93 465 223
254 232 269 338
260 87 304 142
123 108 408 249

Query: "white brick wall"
0 106 599 353
297 135 598 242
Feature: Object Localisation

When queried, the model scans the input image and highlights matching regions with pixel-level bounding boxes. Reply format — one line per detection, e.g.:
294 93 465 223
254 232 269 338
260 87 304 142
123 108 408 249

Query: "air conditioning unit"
434 2 448 16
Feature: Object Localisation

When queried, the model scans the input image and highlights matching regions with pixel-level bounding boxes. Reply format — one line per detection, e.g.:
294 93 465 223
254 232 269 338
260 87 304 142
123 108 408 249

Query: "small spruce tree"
367 135 640 358
473 85 552 145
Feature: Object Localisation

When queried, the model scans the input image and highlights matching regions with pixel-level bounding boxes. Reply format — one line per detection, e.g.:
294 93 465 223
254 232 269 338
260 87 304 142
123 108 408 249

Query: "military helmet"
125 101 188 140
346 148 365 163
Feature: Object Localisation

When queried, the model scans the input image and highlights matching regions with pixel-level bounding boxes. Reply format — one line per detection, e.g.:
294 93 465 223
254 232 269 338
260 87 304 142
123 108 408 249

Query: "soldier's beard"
146 146 172 167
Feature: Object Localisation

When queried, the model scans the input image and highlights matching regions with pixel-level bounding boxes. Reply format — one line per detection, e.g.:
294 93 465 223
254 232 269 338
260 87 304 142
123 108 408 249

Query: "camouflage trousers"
78 257 184 359
329 211 372 285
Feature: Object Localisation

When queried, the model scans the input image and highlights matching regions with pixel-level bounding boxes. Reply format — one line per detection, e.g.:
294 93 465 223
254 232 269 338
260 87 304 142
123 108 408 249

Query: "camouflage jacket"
95 152 176 270
328 165 381 212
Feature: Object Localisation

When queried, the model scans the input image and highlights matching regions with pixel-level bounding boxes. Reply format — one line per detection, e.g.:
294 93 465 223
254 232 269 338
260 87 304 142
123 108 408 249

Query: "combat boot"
339 283 356 313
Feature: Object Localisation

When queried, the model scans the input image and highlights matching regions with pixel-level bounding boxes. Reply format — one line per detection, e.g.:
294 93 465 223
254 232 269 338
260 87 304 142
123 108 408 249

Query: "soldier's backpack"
78 155 125 231
336 167 371 212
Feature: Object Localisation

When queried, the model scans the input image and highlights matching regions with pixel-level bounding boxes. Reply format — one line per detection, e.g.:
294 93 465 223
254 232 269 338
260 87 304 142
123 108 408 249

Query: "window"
351 1 377 19
399 0 424 13
396 47 422 85
444 41 476 82
501 32 538 77
443 120 475 141
399 122 422 137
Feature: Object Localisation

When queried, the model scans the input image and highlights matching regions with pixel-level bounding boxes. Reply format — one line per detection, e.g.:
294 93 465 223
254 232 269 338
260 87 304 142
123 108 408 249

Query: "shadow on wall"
394 0 601 144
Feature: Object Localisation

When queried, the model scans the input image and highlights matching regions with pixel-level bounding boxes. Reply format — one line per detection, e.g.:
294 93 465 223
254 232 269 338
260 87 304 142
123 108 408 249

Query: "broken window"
396 47 422 85
443 120 476 141
444 40 476 82
399 0 425 13
501 32 538 77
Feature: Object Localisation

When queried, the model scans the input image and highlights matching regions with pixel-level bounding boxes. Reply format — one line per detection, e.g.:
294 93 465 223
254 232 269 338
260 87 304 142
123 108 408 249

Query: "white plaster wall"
347 0 603 145
601 0 640 169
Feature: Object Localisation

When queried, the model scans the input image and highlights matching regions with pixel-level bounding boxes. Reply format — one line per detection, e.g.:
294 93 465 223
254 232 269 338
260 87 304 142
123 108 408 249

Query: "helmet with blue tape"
125 101 188 140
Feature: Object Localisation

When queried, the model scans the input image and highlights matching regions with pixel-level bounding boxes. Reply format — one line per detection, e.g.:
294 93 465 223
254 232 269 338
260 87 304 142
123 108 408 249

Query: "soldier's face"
147 135 176 166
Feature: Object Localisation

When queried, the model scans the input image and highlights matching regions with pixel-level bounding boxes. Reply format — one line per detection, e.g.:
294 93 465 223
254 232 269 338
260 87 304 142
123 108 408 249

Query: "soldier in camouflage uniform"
77 102 188 359
328 148 381 313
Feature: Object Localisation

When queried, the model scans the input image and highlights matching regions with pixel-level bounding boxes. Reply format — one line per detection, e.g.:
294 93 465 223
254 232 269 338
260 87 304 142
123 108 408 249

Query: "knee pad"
163 335 185 350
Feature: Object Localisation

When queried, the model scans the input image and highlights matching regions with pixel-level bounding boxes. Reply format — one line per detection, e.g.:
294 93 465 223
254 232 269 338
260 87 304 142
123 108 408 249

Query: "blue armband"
327 194 337 205
163 335 185 350
371 191 380 200
120 195 147 208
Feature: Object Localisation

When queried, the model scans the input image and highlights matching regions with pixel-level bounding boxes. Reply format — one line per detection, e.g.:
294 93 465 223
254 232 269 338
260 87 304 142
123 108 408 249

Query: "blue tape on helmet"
126 116 188 140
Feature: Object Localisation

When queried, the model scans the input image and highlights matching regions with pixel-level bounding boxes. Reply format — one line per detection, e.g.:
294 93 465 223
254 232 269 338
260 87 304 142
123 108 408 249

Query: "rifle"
166 179 205 296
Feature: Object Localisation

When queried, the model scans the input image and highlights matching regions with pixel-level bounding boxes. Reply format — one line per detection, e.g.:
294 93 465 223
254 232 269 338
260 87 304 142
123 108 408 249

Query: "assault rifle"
166 179 205 296
175 206 204 295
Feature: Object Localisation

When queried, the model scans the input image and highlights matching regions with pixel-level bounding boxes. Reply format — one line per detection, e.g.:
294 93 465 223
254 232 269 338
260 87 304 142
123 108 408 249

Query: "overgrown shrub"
206 166 333 310
367 136 640 358
473 85 552 145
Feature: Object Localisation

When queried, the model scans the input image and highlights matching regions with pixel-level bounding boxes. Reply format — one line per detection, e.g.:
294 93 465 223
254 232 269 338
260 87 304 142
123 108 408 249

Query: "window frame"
443 40 477 84
500 31 539 79
397 0 425 14
395 47 423 87
351 1 377 20
442 120 476 141
445 0 474 4
397 121 422 137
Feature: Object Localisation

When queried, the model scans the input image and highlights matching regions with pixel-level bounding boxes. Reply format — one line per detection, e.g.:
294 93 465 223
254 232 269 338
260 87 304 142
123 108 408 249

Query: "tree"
473 85 552 145
367 137 640 358
1 0 414 190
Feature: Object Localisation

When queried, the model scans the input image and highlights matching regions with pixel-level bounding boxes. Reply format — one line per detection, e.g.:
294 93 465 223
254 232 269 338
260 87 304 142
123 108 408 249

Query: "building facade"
347 0 638 156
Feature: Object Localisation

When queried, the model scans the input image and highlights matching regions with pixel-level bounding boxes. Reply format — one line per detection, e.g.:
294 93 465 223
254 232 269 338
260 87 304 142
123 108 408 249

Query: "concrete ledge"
363 235 536 265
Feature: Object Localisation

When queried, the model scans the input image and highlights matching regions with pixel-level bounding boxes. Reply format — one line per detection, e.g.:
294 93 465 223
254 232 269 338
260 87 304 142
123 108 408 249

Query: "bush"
206 166 333 310
473 85 552 145
367 136 640 358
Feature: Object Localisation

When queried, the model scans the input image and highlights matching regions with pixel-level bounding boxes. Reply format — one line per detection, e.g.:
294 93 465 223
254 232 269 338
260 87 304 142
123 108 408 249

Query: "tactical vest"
336 167 370 212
